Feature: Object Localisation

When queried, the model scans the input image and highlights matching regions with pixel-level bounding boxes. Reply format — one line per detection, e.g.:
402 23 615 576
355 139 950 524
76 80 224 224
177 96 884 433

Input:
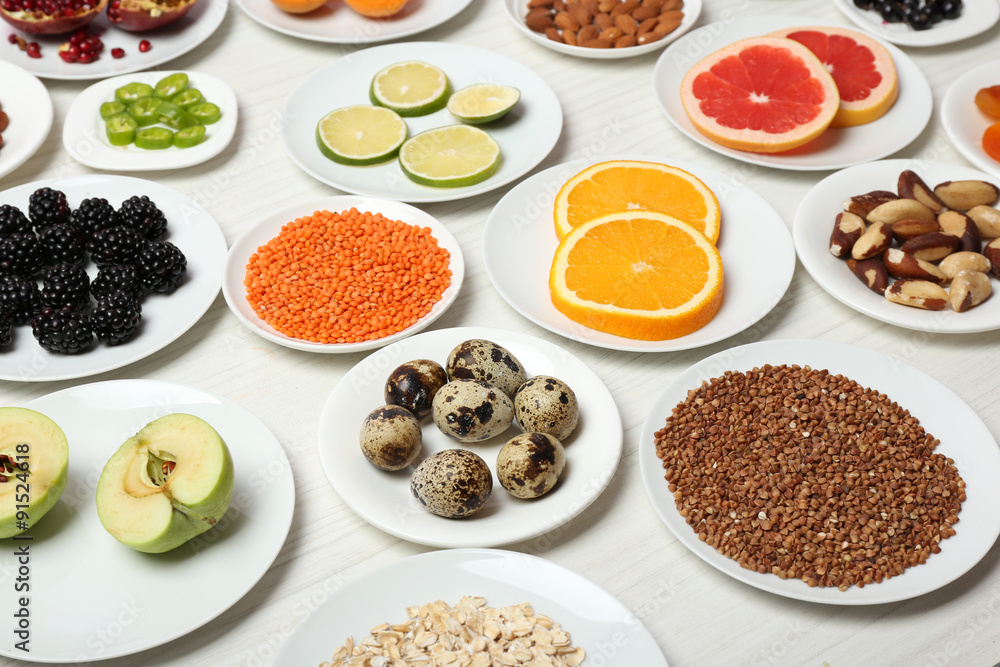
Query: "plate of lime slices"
281 41 563 203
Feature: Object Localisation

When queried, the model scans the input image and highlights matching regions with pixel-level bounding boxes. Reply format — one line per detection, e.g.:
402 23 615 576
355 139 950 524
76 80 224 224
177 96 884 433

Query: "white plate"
0 379 295 662
501 0 701 59
0 174 226 381
0 62 52 180
793 158 1000 333
482 156 795 352
282 41 563 203
942 60 1000 181
221 195 464 353
237 0 473 44
0 0 228 81
653 16 933 172
274 548 669 666
62 70 238 172
318 326 622 548
638 339 1000 605
832 0 1000 47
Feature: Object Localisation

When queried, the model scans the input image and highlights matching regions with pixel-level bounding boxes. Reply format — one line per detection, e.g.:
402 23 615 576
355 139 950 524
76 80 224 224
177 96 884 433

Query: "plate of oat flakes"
639 339 1000 605
274 548 669 666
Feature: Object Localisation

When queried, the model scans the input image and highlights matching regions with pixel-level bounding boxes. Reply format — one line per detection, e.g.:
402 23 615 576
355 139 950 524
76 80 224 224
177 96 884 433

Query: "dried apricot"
974 85 1000 119
983 121 1000 163
343 0 408 17
269 0 327 13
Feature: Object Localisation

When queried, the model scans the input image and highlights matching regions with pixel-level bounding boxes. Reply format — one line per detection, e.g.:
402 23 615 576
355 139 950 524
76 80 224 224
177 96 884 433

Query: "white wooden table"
3 0 1000 664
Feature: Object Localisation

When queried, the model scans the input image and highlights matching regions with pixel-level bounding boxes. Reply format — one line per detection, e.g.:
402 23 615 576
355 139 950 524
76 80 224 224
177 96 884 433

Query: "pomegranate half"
0 0 107 35
106 0 196 31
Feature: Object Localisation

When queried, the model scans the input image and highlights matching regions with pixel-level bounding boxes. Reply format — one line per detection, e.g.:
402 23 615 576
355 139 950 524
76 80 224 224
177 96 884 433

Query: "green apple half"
0 407 69 539
96 413 234 554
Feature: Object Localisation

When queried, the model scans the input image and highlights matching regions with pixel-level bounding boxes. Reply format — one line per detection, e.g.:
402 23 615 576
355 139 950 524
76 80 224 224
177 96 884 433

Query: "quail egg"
359 405 422 471
384 359 448 420
432 379 514 443
410 449 493 518
513 375 579 441
496 432 566 499
446 339 527 399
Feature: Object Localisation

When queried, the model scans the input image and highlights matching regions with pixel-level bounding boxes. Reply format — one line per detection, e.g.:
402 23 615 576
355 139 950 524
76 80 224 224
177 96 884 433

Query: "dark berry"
0 205 31 238
38 223 86 267
0 275 42 325
87 225 147 268
0 307 10 348
92 291 141 346
70 197 119 242
117 195 168 241
91 264 144 303
41 263 91 310
27 187 70 232
0 232 48 278
31 307 93 355
135 241 186 293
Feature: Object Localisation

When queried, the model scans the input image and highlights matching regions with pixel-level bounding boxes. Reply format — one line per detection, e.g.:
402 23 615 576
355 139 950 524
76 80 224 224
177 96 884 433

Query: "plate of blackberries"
0 175 226 381
832 0 998 47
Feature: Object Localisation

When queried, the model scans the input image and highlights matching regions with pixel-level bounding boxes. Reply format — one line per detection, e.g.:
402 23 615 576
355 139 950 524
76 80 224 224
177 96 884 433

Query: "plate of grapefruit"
653 16 932 171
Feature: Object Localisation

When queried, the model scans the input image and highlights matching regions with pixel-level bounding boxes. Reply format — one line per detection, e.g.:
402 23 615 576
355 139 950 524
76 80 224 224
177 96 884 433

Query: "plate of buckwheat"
639 339 1000 605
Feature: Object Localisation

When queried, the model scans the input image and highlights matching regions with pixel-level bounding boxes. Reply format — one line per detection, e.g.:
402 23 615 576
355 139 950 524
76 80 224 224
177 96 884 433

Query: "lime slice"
316 105 408 166
369 61 451 117
446 84 521 124
398 125 501 188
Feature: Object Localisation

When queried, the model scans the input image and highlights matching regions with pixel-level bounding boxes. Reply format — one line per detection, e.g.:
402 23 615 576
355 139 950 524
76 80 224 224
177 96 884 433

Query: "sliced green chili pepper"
170 88 205 109
154 73 189 99
128 97 165 128
105 114 138 146
173 125 207 148
100 101 127 120
189 102 221 125
134 127 174 150
114 82 154 104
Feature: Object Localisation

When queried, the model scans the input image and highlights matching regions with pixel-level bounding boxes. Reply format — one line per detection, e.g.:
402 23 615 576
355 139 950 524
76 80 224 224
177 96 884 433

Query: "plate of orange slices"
482 156 794 352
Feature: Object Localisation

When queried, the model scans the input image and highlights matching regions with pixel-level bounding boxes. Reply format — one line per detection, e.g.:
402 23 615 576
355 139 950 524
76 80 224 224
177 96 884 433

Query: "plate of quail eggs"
317 326 623 548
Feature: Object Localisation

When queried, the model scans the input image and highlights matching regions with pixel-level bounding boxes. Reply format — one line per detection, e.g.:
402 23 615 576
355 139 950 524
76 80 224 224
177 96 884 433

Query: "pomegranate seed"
6 33 16 44
111 46 124 58
138 39 150 52
58 50 73 62
25 42 40 58
76 52 92 63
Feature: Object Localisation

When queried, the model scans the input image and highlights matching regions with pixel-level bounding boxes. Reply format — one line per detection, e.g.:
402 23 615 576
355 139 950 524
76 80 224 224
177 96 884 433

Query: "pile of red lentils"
244 208 451 345
653 364 965 590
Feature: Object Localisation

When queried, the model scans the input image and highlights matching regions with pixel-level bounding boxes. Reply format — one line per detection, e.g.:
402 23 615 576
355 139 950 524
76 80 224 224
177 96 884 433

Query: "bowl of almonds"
502 0 702 59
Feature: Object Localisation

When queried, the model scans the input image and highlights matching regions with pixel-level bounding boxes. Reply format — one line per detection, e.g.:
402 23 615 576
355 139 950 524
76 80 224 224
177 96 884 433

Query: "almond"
614 12 638 33
553 10 581 30
525 7 554 31
614 33 638 47
578 24 600 41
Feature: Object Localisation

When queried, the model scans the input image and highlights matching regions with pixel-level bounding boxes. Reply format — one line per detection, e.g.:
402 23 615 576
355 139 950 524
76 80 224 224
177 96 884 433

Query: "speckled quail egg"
432 379 514 443
410 449 493 518
513 375 579 442
496 432 566 499
384 359 448 420
446 339 527 399
359 405 422 471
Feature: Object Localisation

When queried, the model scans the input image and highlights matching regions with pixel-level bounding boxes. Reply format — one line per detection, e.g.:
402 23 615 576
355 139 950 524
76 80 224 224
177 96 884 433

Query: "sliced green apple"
96 413 234 554
0 407 69 539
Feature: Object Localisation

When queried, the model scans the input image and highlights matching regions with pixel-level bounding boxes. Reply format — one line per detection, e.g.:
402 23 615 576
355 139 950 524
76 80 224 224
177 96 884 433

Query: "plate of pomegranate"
832 0 999 47
0 61 53 180
0 0 227 80
237 0 473 44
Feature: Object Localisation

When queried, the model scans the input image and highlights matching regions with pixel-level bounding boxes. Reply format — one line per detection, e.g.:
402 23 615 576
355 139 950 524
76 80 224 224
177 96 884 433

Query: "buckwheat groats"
653 364 965 591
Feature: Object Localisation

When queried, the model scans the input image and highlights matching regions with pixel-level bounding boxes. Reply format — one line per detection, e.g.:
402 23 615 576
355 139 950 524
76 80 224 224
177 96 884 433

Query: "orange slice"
770 26 898 127
553 160 721 243
680 36 840 153
549 211 724 341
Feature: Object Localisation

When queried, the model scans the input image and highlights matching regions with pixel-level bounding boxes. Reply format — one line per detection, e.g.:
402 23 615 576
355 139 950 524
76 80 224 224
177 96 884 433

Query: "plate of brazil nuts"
502 0 701 59
317 326 622 548
639 338 1000 605
273 549 669 666
793 159 1000 333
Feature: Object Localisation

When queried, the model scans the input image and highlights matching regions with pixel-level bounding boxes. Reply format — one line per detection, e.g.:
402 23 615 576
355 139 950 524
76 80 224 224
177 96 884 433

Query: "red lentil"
244 208 451 344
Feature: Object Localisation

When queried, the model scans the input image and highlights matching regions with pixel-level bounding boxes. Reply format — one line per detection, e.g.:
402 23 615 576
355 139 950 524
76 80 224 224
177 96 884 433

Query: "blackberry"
28 187 71 232
38 223 86 268
0 232 48 278
70 197 119 242
92 291 141 346
41 263 91 310
0 205 31 238
87 225 147 268
31 307 94 354
0 275 42 325
135 241 186 293
117 195 168 241
91 264 144 303
0 307 10 348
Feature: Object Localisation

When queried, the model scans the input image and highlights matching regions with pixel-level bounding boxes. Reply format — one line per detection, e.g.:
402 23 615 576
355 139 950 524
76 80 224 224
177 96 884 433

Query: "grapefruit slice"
770 26 898 127
680 36 840 154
